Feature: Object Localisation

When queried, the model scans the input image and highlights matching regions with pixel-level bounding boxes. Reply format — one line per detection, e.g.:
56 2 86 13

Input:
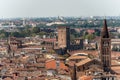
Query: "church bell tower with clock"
100 19 111 72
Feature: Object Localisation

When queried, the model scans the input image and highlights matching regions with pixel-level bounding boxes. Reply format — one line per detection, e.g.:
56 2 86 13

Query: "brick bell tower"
100 19 111 72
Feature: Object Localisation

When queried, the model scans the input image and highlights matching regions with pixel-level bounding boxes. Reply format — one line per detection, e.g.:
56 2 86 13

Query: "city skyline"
0 0 120 18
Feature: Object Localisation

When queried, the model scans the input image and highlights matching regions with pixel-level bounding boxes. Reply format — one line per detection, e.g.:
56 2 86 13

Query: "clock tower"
100 19 111 72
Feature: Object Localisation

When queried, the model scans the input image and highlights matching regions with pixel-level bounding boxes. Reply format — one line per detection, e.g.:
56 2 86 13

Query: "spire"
101 19 109 38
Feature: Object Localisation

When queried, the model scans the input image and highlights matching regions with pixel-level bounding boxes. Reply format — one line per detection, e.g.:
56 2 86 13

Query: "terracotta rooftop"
69 50 98 57
3 77 13 80
42 38 56 43
76 58 91 67
67 55 87 60
111 66 120 74
79 75 93 80
45 59 68 70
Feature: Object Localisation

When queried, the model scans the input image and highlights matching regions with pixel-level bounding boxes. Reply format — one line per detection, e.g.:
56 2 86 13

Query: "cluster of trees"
0 30 9 38
75 19 120 28
0 26 54 39
83 33 95 40
0 25 102 41
82 31 96 40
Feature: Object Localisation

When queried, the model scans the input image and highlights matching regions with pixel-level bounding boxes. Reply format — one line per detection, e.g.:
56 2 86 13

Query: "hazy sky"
0 0 120 18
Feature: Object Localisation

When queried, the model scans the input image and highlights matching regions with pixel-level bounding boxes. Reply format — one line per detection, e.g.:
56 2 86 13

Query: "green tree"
0 33 5 38
84 34 95 40
32 27 40 33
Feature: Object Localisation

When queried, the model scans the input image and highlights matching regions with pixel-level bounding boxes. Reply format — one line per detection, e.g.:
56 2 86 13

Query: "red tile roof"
45 59 68 70
42 38 56 43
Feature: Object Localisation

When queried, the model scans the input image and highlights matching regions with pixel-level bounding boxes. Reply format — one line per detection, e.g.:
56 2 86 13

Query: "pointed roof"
101 19 109 38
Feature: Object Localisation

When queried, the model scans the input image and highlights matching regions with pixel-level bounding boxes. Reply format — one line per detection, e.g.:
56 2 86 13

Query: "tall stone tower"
100 19 111 72
58 26 70 48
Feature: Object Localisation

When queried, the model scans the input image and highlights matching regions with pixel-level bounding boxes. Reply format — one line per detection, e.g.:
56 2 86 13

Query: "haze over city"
0 0 120 80
0 0 120 18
